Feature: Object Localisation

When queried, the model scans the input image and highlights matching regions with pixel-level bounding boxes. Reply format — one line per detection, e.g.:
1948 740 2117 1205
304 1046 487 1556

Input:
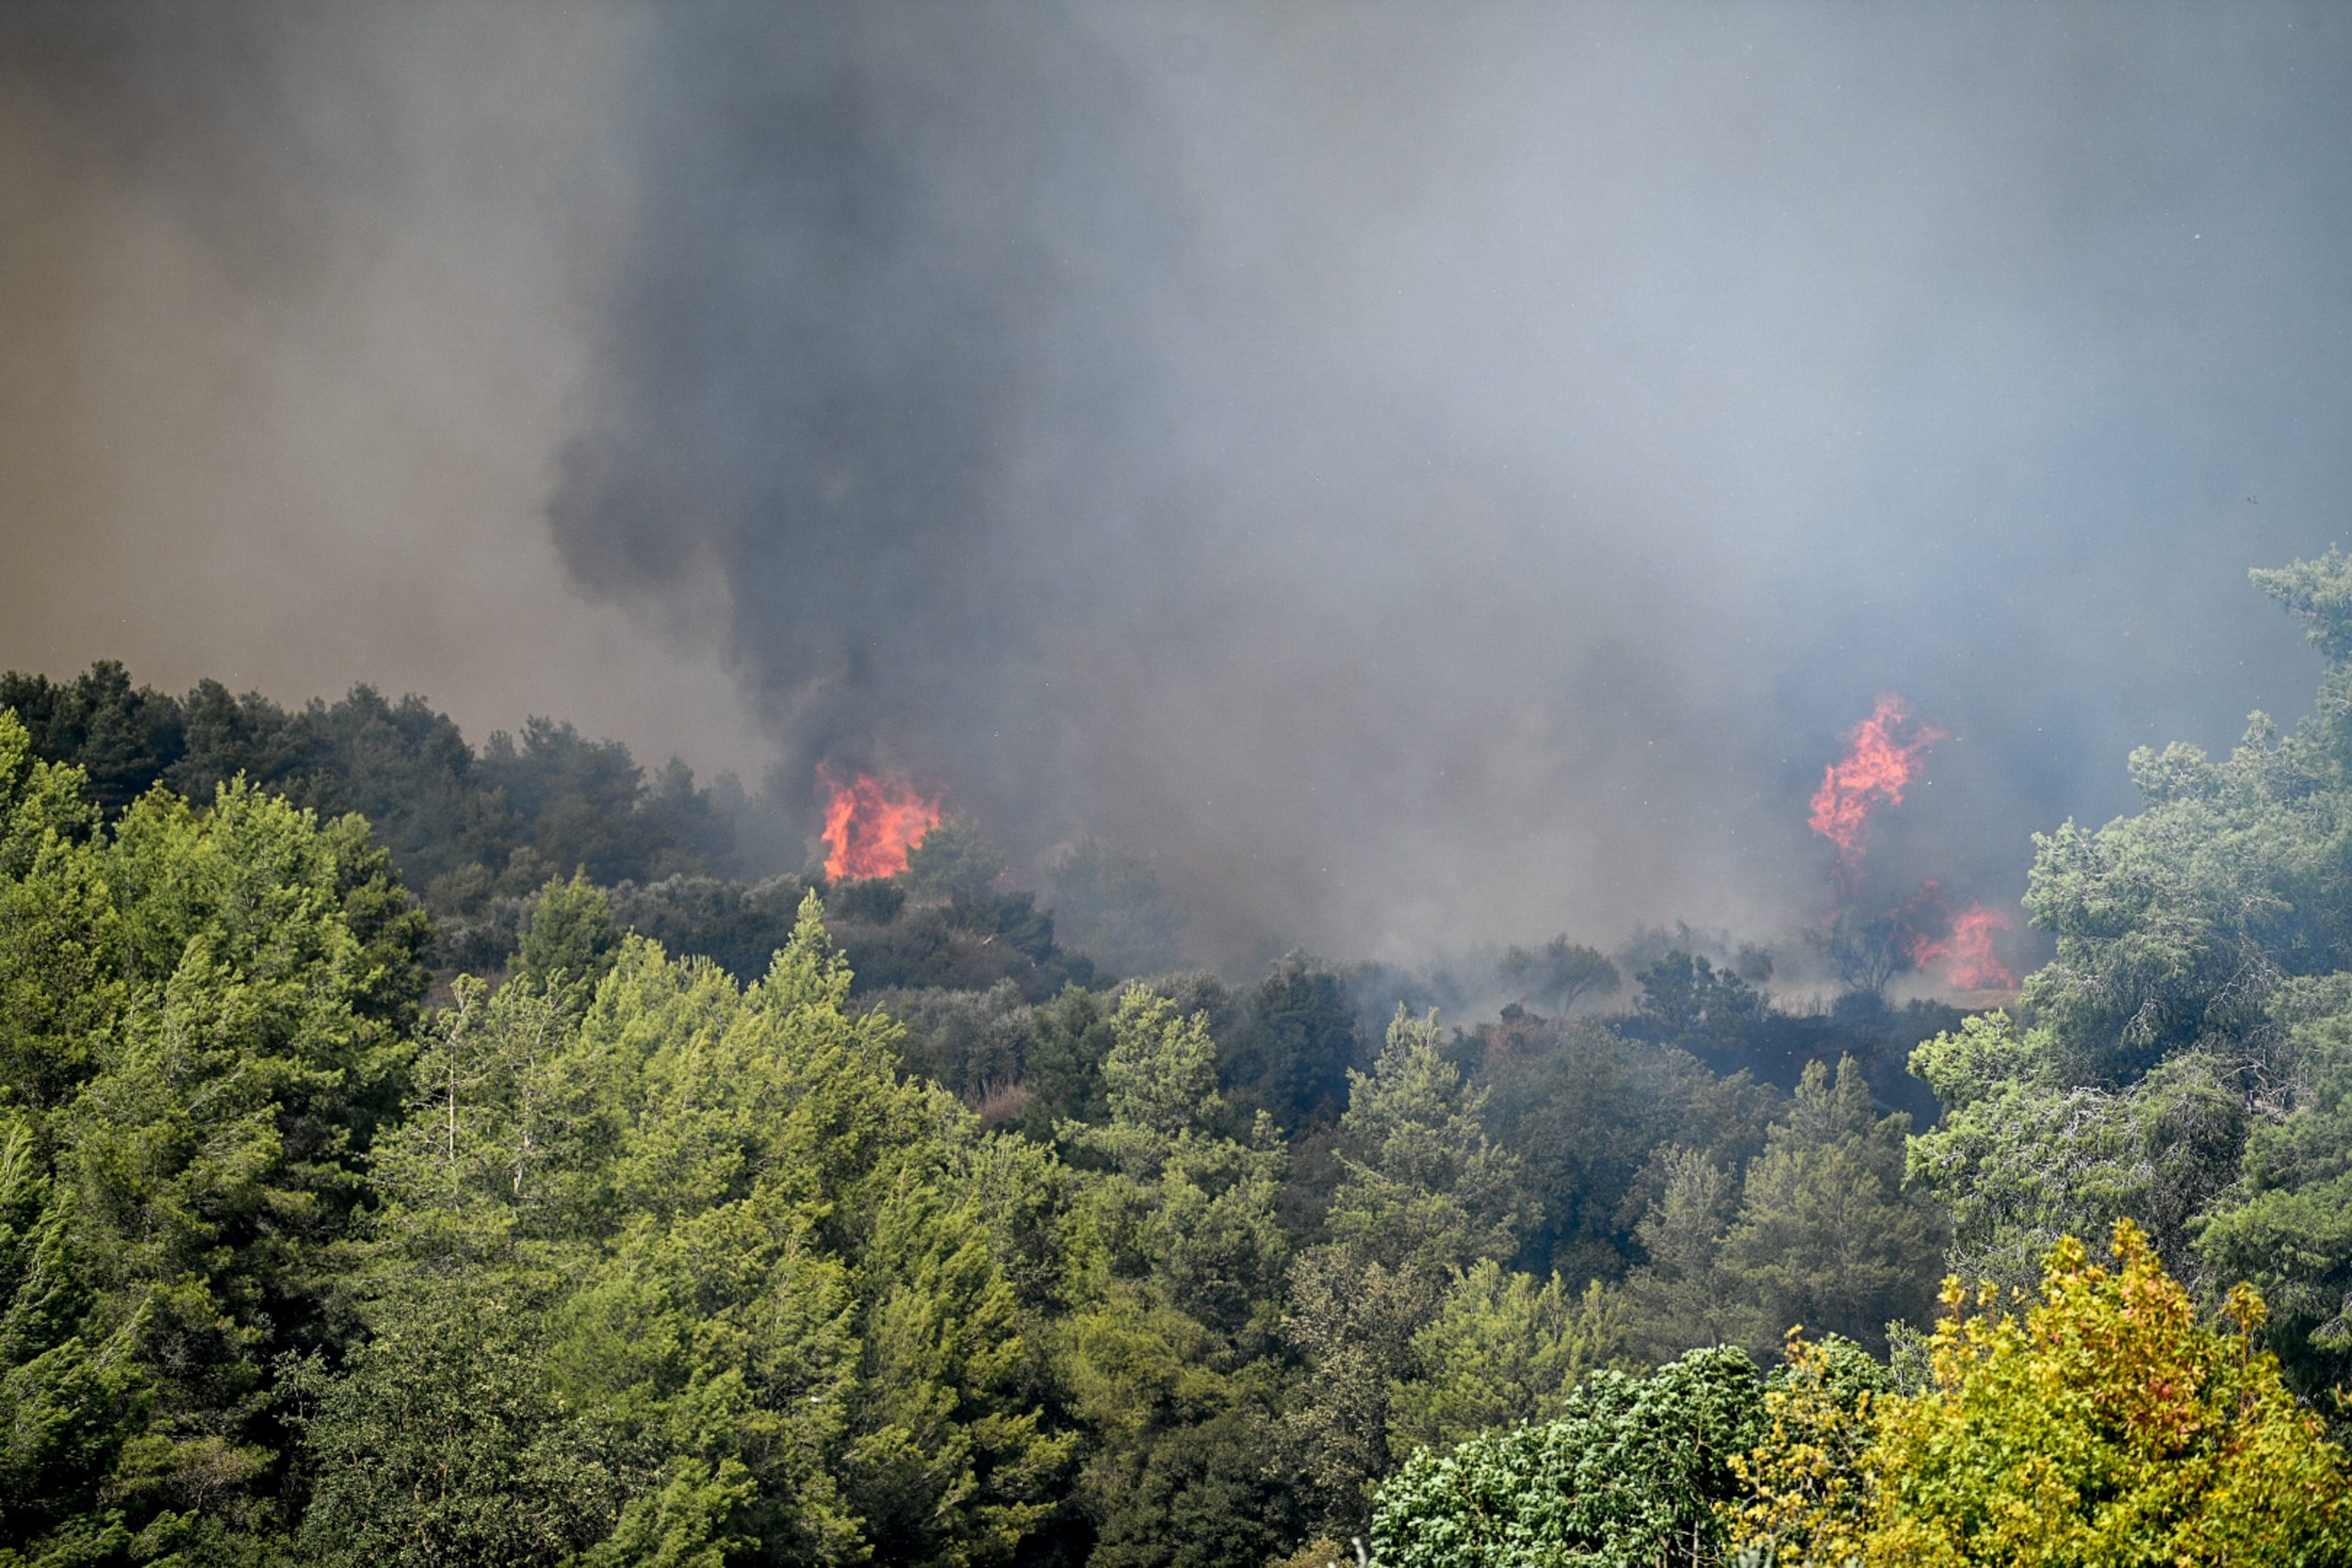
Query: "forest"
6 554 2352 1567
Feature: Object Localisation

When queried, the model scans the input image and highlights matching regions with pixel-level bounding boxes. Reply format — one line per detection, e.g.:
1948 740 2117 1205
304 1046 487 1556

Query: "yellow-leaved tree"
1732 1221 2352 1565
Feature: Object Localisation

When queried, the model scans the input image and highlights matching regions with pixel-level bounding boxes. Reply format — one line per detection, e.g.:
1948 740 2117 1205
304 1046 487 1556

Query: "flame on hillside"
1809 699 2015 996
820 768 942 879
1907 900 2016 991
1809 694 1945 888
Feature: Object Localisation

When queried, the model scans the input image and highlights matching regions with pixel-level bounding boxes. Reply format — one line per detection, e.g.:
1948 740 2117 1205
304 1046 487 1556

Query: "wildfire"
1906 900 2016 991
820 768 942 879
1809 694 1946 885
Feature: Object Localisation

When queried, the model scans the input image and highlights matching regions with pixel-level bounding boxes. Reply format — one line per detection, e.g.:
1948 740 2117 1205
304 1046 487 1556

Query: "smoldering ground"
6 2 2352 965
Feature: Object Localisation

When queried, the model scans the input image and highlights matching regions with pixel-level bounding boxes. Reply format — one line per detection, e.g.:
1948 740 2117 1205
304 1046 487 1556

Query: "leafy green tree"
2195 998 2352 1399
0 745 433 1558
1893 557 2352 1396
601 873 815 985
1046 838 1184 977
1371 1346 1768 1568
1046 990 1294 1560
1716 1057 1943 1357
1387 1259 1631 1460
2013 555 2352 1085
481 716 665 887
1277 1250 1442 1532
512 872 622 1014
1081 1396 1299 1568
0 662 184 818
876 979 1038 1104
1634 952 1766 1060
350 898 1082 1564
0 716 117 1116
1222 953 1361 1132
289 1275 627 1568
1620 1145 1747 1363
1498 936 1620 1014
0 1113 142 1553
1062 988 1288 1346
1483 1020 1775 1283
1909 1012 2244 1299
1323 1008 1526 1279
1016 985 1118 1141
903 816 1008 901
1278 1009 1528 1532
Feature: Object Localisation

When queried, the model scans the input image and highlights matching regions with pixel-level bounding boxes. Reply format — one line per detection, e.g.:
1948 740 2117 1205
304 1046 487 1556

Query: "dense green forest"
7 556 2352 1564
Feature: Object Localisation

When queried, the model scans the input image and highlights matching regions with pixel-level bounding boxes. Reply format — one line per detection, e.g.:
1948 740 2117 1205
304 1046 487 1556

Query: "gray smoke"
8 2 2352 964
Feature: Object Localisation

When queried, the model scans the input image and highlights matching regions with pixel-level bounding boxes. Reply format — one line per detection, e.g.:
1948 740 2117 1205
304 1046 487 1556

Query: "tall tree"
1321 1008 1526 1280
1718 1057 1943 1356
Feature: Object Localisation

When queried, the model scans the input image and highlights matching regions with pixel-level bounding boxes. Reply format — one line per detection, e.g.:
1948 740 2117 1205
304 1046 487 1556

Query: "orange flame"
1905 897 2016 991
820 768 942 879
1810 695 1945 885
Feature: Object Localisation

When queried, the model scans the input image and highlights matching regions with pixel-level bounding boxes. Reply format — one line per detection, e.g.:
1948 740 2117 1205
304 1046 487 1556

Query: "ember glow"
1808 695 1946 885
1905 896 2017 991
820 769 943 879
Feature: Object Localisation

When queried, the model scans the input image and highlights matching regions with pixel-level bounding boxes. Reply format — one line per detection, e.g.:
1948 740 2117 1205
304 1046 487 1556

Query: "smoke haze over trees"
8 3 2352 963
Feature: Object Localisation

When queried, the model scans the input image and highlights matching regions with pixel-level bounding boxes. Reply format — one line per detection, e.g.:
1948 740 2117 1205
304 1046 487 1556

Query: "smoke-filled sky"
5 1 2349 965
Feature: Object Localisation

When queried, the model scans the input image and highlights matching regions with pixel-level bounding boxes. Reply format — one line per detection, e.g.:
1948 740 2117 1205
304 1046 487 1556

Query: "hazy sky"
5 1 2347 966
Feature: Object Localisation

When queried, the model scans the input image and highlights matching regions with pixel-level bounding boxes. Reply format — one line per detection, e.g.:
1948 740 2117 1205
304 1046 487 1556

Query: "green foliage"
1219 954 1362 1133
1324 1009 1526 1279
0 1115 141 1551
826 886 1091 1001
1883 554 2352 1403
354 896 1078 1565
1062 989 1288 1346
1371 1346 1768 1568
0 718 116 1116
903 816 1008 901
1731 1224 2352 1565
1723 1332 1891 1561
288 1278 627 1567
1046 839 1185 978
1619 1145 1747 1361
1909 1012 2244 1297
1388 1261 1631 1460
1634 952 1766 1058
1084 1398 1299 1568
39 559 2352 1566
1718 1058 1942 1357
1498 937 1620 1014
2251 545 2352 662
1278 1250 1442 1532
0 663 183 818
512 872 622 1011
1018 985 1118 1140
1277 1008 1538 1535
878 980 1039 1106
1482 1018 1774 1282
2195 999 2352 1395
0 729 434 1560
2016 573 2352 1082
3 661 766 924
600 873 816 983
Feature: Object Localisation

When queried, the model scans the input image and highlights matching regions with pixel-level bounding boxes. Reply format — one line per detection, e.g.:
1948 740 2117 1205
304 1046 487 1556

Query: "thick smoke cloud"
8 3 2352 966
0 2 773 780
552 2 2352 961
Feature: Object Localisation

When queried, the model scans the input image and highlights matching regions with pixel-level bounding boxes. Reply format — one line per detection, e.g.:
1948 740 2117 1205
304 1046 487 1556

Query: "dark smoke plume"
10 3 2352 964
550 6 1184 816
